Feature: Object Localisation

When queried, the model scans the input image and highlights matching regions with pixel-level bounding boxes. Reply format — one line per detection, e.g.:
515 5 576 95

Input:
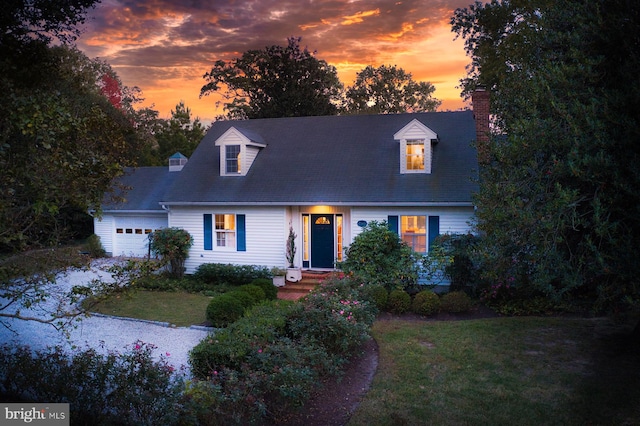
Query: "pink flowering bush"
189 275 377 423
0 340 183 425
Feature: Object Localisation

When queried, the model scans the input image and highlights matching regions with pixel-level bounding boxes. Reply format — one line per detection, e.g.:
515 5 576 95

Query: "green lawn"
87 290 211 327
348 316 640 426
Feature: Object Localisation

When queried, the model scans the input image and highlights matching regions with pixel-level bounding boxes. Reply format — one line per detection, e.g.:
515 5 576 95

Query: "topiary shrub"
440 291 473 313
227 290 255 309
387 289 411 314
411 290 441 316
364 285 388 311
251 278 278 300
206 294 245 327
237 284 266 303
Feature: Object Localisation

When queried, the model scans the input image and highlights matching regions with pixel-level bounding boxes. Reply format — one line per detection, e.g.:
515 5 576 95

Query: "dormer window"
225 145 241 174
406 139 425 171
394 119 438 174
215 126 266 176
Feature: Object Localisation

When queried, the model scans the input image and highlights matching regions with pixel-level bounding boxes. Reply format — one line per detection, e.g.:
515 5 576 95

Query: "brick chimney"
472 86 490 165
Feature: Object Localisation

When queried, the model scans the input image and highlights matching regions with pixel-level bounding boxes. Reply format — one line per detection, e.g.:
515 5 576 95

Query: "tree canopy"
343 65 441 114
201 37 343 119
451 0 640 313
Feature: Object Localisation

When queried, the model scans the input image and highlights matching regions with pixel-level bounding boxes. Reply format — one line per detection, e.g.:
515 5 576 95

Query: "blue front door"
311 214 334 268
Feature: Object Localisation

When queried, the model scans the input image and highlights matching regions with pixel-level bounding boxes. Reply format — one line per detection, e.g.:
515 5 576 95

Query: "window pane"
406 140 425 170
226 145 240 173
401 215 426 252
214 214 236 248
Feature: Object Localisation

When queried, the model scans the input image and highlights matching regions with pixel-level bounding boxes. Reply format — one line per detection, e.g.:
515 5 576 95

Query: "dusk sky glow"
76 0 475 123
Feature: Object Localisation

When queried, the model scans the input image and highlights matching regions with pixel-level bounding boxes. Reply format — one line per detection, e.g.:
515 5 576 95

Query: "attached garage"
112 215 167 257
93 162 184 258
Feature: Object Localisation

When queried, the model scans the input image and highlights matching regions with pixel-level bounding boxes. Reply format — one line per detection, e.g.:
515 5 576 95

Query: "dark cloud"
77 0 473 119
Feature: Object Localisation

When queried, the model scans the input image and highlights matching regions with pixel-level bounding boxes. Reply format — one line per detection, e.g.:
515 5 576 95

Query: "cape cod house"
94 92 488 275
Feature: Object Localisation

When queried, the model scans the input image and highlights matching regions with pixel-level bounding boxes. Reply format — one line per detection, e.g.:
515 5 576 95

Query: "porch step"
277 271 333 301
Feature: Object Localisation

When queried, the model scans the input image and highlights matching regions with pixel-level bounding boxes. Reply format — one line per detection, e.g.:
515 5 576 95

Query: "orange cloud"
77 0 474 123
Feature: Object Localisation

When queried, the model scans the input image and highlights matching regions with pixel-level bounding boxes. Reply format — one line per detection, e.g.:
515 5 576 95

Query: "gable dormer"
394 119 438 174
214 127 266 176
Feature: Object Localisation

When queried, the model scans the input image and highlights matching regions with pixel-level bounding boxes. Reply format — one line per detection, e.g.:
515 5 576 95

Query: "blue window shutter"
387 215 399 235
203 214 212 250
428 216 440 250
237 214 246 251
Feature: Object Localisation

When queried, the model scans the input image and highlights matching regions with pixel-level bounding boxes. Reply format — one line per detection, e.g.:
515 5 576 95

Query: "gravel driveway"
0 260 211 373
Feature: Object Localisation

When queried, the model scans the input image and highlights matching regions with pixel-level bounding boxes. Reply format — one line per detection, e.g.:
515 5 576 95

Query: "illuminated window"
406 140 425 171
225 145 241 173
303 215 310 262
401 215 426 253
126 229 133 234
336 215 343 262
315 216 331 225
215 214 236 247
116 228 123 234
135 229 142 234
144 229 152 234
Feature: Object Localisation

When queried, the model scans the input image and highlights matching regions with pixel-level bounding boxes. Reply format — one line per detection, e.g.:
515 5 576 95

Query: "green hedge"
193 263 271 286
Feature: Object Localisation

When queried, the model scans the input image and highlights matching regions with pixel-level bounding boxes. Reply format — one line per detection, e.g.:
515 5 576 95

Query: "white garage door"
113 216 168 257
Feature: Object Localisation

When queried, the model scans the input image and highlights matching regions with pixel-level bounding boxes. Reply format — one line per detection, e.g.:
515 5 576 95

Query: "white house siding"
169 206 287 274
93 215 114 255
350 206 475 242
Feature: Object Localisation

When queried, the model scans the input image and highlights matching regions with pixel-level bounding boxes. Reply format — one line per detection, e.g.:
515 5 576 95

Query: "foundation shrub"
227 290 255 309
387 289 411 314
251 278 278 300
440 291 473 313
206 294 245 327
193 263 271 287
340 220 420 292
411 290 441 316
364 284 388 311
85 234 106 258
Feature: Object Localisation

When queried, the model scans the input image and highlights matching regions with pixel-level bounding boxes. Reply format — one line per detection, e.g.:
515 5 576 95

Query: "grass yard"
87 290 211 327
348 316 640 426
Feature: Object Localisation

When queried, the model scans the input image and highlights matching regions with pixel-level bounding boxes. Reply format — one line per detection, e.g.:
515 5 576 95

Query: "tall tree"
201 36 343 119
343 65 441 114
155 101 205 162
451 0 640 314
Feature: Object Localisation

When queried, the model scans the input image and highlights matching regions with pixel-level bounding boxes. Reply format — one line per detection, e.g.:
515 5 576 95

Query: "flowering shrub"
148 227 193 278
189 276 376 423
0 341 183 425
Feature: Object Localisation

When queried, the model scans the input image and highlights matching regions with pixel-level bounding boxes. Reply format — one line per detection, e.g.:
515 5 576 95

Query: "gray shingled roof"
102 167 180 212
161 111 479 206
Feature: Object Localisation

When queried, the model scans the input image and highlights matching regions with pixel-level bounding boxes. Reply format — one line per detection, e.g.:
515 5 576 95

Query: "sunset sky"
76 0 475 124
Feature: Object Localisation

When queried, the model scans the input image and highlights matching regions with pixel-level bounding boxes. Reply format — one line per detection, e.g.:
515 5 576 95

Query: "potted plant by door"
271 267 286 287
285 225 302 282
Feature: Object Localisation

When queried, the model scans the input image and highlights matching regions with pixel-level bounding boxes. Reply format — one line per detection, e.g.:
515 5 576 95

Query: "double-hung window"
215 214 236 248
204 213 246 251
401 215 427 253
225 145 241 174
406 139 425 171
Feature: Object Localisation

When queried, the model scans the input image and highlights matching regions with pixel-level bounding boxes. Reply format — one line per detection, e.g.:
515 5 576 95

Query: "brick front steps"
277 270 333 301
